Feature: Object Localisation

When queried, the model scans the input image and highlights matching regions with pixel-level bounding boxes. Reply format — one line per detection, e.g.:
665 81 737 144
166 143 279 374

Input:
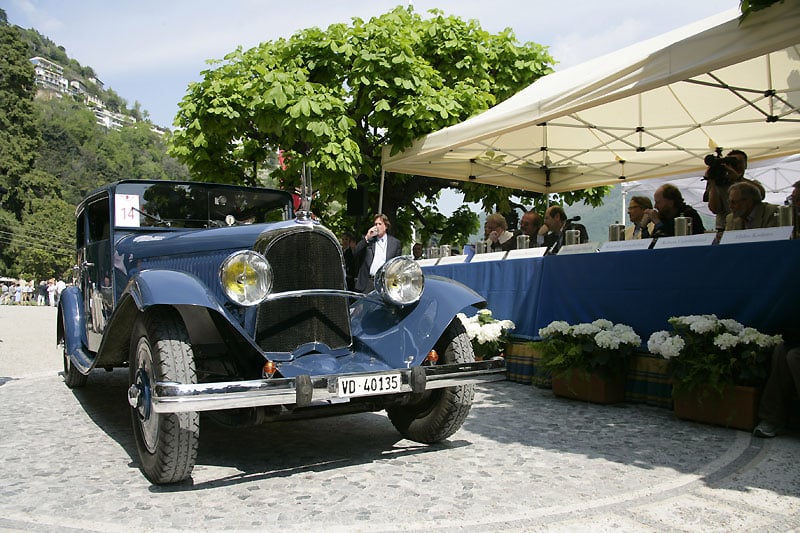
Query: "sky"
4 0 740 129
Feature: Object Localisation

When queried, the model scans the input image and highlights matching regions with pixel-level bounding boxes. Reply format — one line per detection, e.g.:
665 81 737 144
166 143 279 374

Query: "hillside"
16 25 149 123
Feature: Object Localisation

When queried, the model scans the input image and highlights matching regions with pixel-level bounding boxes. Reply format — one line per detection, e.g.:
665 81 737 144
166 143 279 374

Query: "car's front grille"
254 228 351 353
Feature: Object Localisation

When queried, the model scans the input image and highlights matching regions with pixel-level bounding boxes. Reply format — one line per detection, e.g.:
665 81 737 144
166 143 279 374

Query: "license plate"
338 373 402 398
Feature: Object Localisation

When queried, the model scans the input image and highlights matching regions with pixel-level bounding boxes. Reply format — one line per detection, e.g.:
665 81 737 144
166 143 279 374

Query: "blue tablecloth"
423 240 800 342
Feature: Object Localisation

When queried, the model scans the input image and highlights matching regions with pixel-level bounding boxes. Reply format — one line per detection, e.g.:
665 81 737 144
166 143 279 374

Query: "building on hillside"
29 57 143 132
30 56 68 93
91 104 136 130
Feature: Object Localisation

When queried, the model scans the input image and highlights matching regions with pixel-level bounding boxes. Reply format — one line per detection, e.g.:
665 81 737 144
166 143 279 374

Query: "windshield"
113 182 292 229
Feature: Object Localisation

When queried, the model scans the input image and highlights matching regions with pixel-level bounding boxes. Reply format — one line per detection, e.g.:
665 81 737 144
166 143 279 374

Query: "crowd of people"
0 278 68 306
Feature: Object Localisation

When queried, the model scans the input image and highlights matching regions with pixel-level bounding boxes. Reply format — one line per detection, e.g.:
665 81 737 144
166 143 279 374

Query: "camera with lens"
703 154 739 185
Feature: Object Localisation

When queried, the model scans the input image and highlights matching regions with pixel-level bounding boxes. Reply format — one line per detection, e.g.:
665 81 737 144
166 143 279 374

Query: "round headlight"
375 256 424 306
219 250 273 306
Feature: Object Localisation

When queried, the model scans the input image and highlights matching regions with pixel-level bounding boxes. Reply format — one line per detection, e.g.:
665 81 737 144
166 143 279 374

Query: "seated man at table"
625 196 655 239
485 212 516 252
643 184 706 237
724 181 779 230
516 210 544 246
542 205 589 254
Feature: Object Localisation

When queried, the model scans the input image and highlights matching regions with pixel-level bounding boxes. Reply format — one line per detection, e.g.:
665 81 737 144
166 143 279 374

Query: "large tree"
0 19 40 201
171 6 562 244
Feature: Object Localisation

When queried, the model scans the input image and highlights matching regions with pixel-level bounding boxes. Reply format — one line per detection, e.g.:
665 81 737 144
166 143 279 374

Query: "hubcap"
133 340 159 454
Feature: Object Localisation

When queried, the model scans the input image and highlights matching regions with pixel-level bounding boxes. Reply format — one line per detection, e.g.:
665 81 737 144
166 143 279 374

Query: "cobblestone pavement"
1 306 799 532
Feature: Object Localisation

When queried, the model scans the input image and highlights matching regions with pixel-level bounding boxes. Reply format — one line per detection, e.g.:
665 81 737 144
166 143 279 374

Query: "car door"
82 194 112 352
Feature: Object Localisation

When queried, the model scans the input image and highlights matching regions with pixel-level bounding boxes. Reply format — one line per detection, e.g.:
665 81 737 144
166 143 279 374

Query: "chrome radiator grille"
255 229 351 352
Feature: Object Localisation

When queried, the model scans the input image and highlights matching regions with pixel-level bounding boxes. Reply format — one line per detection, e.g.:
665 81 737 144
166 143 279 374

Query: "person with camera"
643 184 705 237
703 149 765 231
724 181 779 231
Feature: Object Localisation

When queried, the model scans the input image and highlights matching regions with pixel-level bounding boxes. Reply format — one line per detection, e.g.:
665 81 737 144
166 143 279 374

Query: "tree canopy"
171 6 563 245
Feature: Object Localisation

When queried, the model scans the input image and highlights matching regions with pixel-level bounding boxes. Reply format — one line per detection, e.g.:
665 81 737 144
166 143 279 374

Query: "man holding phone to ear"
354 213 402 293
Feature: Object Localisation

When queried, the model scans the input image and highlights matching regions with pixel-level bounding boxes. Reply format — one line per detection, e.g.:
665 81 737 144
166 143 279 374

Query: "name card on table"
468 251 507 263
506 247 547 260
557 242 600 255
652 233 717 249
599 239 653 253
416 258 439 267
437 254 469 265
719 226 793 245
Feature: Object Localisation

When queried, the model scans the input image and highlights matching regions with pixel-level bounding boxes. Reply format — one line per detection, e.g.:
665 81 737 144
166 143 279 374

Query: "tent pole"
378 169 385 214
621 186 627 225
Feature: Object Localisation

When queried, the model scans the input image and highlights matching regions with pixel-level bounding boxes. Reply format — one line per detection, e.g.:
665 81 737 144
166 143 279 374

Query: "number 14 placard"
115 194 140 227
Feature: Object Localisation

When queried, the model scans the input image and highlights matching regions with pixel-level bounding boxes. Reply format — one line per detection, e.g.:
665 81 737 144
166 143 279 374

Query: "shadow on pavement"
68 368 470 491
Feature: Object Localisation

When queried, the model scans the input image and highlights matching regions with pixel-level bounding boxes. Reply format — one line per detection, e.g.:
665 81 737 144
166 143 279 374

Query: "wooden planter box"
551 370 626 404
673 384 761 431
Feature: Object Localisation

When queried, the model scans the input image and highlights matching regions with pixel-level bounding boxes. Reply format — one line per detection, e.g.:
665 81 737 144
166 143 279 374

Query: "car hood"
114 220 301 259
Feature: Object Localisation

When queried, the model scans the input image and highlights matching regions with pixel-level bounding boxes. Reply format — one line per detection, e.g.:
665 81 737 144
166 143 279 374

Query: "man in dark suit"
354 214 402 293
542 205 589 255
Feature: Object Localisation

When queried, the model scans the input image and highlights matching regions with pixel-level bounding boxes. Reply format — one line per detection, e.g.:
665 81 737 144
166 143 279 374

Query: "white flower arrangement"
646 314 782 394
458 309 515 360
537 319 642 378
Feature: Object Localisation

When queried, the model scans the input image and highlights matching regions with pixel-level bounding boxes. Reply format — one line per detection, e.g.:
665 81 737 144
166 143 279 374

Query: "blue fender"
126 269 227 310
123 269 260 350
58 285 94 374
349 275 485 368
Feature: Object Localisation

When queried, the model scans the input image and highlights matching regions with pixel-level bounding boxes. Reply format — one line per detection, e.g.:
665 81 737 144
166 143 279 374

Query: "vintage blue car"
58 179 505 484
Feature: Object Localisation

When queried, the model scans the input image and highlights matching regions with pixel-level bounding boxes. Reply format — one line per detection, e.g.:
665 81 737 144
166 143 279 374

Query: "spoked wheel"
61 317 87 388
128 308 199 484
387 319 476 443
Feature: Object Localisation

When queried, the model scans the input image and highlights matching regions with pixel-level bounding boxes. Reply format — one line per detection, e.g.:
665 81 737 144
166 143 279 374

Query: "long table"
423 239 800 342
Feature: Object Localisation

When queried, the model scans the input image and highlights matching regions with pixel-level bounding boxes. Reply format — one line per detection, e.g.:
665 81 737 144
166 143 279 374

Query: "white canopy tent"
381 3 800 194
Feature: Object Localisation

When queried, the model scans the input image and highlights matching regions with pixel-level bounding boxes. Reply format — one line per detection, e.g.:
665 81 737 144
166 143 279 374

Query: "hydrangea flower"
713 332 740 350
650 315 782 392
459 310 515 359
538 319 641 378
571 323 601 336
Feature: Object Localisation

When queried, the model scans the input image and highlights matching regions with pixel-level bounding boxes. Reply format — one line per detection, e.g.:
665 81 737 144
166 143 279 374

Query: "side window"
76 210 86 248
87 197 110 243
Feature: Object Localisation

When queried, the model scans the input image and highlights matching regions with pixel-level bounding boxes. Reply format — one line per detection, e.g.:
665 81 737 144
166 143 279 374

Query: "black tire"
61 318 88 389
387 319 476 443
129 308 199 484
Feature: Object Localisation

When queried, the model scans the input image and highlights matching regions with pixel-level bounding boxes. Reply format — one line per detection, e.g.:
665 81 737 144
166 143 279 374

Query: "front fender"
114 269 262 354
350 275 485 365
126 269 226 310
58 285 94 374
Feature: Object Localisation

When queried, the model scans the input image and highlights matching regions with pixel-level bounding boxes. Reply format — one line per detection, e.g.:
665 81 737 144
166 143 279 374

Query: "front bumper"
145 359 506 414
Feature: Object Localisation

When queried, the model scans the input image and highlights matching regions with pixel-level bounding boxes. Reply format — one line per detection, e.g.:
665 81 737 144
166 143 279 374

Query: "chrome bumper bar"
150 359 506 414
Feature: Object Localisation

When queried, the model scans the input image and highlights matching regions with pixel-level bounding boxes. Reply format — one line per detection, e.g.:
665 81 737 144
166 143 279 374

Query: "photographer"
703 149 765 231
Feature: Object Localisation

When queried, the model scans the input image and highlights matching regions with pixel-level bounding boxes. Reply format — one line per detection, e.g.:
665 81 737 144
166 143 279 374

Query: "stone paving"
1 306 799 532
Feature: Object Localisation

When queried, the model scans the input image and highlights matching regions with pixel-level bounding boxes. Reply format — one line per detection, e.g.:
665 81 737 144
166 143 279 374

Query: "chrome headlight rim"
219 250 273 306
374 256 424 306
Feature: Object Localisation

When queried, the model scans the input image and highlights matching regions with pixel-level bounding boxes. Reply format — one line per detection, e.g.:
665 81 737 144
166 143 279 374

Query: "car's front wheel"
387 319 476 443
128 308 199 484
